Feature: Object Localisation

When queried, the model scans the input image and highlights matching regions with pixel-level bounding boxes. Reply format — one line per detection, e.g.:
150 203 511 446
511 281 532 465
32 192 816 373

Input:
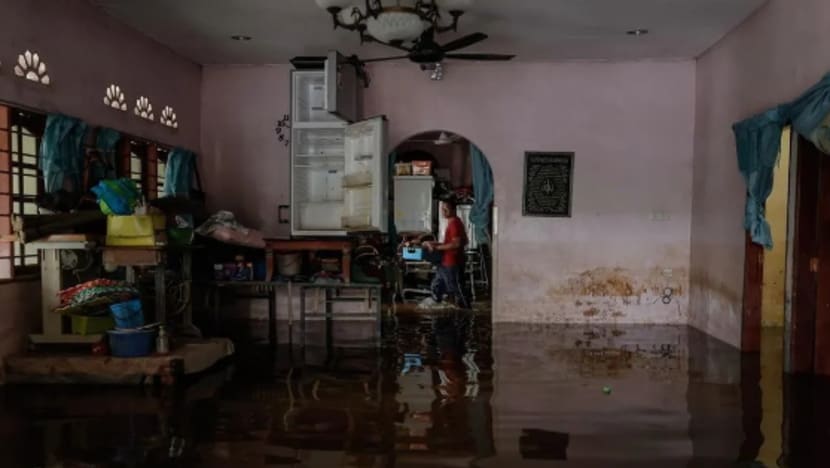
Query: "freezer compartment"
342 186 373 230
298 202 344 230
292 71 341 124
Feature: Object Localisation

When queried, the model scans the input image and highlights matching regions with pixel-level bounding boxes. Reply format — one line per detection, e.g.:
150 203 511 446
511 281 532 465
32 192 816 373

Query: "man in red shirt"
423 200 468 308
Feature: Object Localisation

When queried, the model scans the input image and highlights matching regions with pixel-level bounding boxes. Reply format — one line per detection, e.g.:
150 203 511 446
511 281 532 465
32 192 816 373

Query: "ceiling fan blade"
372 39 413 52
440 33 488 52
361 55 411 63
444 53 515 61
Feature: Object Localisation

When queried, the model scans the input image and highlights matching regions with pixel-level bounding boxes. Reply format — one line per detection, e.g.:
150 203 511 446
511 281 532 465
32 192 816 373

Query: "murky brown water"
0 312 827 467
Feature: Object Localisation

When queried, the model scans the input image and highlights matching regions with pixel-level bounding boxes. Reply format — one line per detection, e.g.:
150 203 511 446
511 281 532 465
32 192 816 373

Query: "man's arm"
429 237 461 252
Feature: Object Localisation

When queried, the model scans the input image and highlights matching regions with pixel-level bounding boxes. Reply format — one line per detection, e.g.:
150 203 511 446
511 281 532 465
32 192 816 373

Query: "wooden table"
264 239 354 283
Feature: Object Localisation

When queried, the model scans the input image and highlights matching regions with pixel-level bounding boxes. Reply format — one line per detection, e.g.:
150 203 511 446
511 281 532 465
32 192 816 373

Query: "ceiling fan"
362 28 515 64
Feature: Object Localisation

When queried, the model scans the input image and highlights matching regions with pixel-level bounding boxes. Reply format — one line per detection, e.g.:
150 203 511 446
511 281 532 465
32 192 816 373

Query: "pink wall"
201 65 292 238
0 0 202 150
690 0 830 346
202 61 696 324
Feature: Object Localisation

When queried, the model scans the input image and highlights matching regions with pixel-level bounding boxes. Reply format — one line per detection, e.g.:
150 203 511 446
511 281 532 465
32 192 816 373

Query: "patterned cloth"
60 279 138 306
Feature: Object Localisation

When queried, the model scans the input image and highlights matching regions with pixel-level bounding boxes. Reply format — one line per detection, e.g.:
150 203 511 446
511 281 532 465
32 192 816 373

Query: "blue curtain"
735 72 830 249
40 114 87 193
387 150 398 247
164 149 196 197
470 144 494 244
95 128 121 180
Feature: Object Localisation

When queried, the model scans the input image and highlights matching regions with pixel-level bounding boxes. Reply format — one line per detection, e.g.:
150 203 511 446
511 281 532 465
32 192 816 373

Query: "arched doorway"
387 130 495 311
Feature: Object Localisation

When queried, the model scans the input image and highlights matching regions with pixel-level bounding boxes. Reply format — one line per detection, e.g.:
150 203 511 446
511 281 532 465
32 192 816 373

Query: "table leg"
182 250 194 330
265 248 274 282
300 287 306 350
155 263 166 324
375 288 382 348
41 250 62 338
268 286 277 347
342 247 352 284
325 287 333 358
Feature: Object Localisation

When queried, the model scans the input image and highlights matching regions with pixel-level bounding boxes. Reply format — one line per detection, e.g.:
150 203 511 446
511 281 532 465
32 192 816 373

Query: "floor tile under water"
0 314 827 467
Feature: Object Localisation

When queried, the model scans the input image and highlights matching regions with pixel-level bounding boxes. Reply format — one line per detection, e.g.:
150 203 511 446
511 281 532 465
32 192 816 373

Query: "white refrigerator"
290 52 388 236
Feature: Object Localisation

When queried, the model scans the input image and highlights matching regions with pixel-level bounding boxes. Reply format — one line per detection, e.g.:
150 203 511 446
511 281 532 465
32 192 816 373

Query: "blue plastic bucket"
109 299 144 329
107 328 157 357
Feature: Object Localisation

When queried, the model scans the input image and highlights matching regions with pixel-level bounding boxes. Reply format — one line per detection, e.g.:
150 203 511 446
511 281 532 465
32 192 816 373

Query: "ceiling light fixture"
626 28 649 36
231 35 252 41
315 0 473 45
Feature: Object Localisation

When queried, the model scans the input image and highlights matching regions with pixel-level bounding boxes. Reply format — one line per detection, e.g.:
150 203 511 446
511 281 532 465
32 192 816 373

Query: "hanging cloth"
387 150 398 247
164 149 196 197
95 128 121 180
470 144 494 244
735 72 830 249
40 114 87 193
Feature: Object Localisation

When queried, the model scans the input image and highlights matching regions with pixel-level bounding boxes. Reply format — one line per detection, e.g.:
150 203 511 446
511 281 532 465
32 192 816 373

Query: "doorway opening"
743 126 830 376
387 130 495 311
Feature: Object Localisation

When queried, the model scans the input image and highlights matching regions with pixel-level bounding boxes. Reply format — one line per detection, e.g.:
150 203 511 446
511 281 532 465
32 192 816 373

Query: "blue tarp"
735 72 830 249
470 144 494 244
164 149 196 197
40 114 87 193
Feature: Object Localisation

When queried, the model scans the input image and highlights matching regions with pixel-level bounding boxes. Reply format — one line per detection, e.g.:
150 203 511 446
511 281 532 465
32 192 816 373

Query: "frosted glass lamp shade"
366 10 427 43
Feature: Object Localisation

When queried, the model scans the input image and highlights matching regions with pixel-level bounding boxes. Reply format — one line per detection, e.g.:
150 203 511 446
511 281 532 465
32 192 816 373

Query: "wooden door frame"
742 231 763 352
745 133 824 372
789 134 820 374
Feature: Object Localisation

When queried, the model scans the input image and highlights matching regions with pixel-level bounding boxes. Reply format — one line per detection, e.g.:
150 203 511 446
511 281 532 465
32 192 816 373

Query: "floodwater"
0 313 827 467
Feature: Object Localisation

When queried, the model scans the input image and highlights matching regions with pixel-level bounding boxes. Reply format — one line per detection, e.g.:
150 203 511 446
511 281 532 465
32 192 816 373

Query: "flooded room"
1 0 829 466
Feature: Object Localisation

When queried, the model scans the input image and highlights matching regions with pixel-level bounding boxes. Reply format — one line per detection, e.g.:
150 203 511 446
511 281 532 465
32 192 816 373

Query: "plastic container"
110 299 145 329
411 160 432 176
402 246 424 261
108 328 157 358
71 315 115 335
394 162 412 176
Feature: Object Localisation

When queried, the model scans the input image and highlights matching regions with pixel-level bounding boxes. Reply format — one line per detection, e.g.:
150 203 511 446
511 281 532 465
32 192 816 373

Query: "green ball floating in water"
602 386 612 395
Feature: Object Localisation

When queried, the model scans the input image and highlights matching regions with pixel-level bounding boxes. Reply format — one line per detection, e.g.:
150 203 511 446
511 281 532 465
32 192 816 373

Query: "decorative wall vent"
14 50 50 85
160 106 178 129
103 84 127 111
134 96 154 121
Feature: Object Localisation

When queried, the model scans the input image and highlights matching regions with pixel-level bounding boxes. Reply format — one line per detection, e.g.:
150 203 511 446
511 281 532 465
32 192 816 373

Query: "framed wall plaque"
523 152 574 217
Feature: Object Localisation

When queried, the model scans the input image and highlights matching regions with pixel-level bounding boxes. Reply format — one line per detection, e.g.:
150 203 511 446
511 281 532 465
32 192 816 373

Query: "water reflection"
1 316 829 467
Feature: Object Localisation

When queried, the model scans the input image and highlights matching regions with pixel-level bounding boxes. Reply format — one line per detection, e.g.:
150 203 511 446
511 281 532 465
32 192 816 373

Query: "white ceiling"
89 0 766 64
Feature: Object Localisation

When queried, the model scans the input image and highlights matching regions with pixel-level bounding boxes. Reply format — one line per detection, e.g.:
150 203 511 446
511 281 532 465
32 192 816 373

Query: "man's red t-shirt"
442 216 467 267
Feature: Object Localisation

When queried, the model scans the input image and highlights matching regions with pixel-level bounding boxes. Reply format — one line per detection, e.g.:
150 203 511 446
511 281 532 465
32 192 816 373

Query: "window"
0 106 45 279
120 141 166 201
157 148 168 199
129 141 145 194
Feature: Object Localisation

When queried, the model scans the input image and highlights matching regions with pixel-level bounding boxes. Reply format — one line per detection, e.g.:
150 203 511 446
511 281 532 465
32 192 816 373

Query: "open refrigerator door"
341 116 388 232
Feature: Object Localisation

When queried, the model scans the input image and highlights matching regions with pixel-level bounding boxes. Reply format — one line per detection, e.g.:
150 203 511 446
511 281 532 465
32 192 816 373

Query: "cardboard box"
411 160 432 176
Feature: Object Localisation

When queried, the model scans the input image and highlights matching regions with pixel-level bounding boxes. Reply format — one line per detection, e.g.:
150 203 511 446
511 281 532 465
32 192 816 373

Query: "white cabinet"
394 176 435 234
290 64 387 237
